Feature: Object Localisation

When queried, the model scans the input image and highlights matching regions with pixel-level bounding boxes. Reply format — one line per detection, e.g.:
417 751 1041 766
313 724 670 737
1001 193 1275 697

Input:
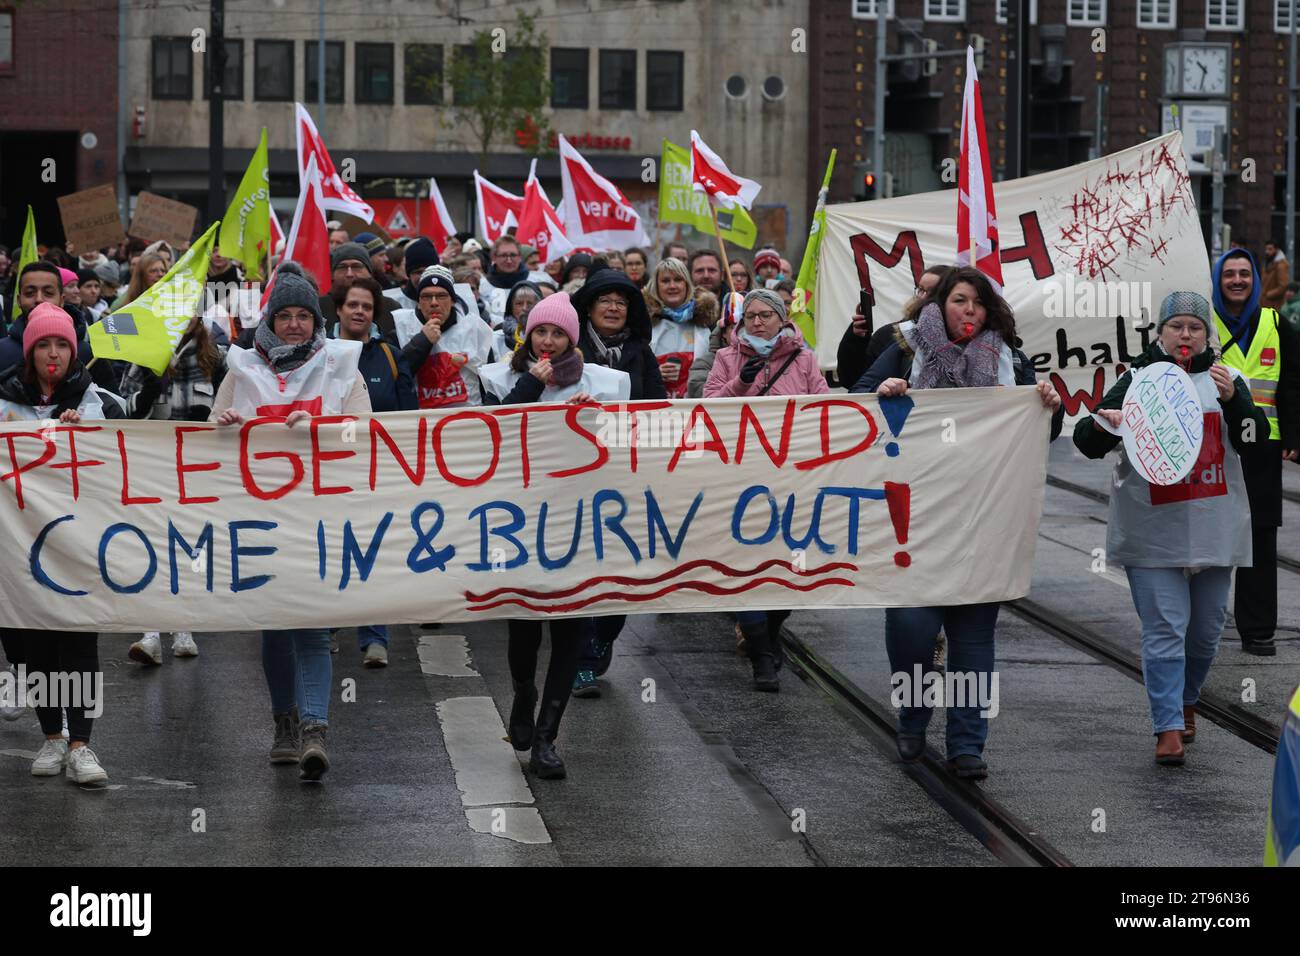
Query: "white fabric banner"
0 390 1049 632
817 132 1211 415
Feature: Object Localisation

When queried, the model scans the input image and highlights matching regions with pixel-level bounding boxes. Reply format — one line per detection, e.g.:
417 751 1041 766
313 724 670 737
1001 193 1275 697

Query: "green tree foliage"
448 11 552 167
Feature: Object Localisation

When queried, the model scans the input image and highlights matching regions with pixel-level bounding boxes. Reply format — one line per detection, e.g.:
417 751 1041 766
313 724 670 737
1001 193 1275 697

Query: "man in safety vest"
1212 248 1300 656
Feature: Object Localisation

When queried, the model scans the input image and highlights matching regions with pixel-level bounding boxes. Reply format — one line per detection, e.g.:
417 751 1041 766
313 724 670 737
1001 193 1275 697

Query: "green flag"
789 150 836 348
218 128 271 280
659 140 757 249
90 221 219 374
10 206 37 320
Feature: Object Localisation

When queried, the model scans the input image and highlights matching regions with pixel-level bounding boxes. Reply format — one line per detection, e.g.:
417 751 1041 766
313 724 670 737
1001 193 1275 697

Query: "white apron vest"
651 318 711 398
392 308 493 408
0 386 105 423
478 360 631 404
226 339 361 417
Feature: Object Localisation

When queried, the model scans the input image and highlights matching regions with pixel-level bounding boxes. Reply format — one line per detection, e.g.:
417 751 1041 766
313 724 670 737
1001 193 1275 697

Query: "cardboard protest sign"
128 191 199 247
817 132 1209 416
0 390 1049 632
1121 362 1204 485
57 185 124 253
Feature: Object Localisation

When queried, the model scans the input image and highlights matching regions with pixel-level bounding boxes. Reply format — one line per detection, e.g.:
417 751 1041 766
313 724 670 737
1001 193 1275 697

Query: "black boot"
509 681 537 751
766 610 791 671
743 618 779 692
529 698 568 779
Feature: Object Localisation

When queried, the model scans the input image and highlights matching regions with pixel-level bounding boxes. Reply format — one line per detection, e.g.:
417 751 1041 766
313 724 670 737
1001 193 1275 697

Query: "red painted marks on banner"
884 480 911 567
467 575 855 614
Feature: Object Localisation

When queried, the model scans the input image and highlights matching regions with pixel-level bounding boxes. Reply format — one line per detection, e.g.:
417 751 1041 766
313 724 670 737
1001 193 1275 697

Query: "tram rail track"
777 628 1075 868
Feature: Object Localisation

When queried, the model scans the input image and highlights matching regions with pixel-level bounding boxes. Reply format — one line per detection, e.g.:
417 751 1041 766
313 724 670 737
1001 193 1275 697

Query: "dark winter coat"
573 267 666 402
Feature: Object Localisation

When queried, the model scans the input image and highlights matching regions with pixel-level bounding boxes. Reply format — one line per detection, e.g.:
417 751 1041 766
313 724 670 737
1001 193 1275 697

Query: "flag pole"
708 197 736 294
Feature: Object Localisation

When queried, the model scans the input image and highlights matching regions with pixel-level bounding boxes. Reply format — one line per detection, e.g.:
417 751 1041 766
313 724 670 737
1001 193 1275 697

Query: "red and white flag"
473 172 524 243
261 153 331 310
956 46 1003 289
689 130 761 210
557 134 648 249
269 202 285 252
295 102 375 223
424 177 457 256
515 160 574 265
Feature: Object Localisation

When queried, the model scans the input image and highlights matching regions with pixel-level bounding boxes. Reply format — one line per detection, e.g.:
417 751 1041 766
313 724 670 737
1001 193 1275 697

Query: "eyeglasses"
744 310 779 323
275 310 314 325
496 252 520 261
595 295 628 310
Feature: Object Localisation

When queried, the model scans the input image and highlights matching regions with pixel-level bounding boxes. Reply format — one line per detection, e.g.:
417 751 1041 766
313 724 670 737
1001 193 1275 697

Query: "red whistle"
541 351 552 361
46 364 58 379
962 322 974 337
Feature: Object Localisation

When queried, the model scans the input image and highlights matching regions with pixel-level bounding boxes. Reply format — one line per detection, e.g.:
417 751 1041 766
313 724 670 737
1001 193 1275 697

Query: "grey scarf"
254 319 326 374
911 302 1001 389
587 328 631 367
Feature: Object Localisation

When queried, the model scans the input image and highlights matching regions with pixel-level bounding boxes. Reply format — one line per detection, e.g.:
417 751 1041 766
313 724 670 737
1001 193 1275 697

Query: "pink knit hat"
23 303 78 360
524 291 580 348
57 267 79 289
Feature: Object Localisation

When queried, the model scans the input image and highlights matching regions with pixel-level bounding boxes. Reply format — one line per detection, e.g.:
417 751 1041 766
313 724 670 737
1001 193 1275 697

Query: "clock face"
1182 47 1228 95
1164 48 1180 96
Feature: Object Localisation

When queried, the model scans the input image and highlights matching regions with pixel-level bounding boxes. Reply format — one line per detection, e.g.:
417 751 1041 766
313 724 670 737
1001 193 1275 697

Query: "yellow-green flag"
659 140 757 249
789 150 836 348
90 221 218 374
10 206 37 320
218 128 271 280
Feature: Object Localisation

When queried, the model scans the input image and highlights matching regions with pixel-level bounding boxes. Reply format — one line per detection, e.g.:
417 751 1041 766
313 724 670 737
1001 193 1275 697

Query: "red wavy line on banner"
465 576 856 614
464 558 859 603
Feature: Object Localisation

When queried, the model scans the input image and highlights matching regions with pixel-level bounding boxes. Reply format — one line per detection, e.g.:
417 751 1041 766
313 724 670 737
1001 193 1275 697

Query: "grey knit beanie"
331 242 371 272
1157 290 1211 333
742 287 787 322
265 261 324 329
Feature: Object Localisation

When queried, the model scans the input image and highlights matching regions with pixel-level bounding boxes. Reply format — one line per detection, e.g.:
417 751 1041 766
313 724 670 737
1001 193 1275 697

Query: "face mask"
740 329 779 356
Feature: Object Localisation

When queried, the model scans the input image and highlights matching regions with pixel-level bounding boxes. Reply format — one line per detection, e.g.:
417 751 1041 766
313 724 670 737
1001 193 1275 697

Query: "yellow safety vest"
1214 307 1282 441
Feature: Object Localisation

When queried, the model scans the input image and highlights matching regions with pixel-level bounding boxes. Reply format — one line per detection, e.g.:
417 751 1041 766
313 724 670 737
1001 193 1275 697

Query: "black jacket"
572 266 666 401
852 332 1064 441
486 264 529 291
329 325 416 413
0 361 124 419
837 321 898 390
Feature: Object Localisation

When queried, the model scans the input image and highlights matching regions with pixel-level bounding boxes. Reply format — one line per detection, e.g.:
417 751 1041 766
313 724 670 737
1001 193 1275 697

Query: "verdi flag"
10 206 37 320
659 140 757 249
90 221 218 375
218 127 271 280
789 149 836 347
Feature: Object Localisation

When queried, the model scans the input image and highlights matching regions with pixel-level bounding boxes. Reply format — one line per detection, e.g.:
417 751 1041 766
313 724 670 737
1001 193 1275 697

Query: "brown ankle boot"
1181 705 1196 743
1155 730 1185 766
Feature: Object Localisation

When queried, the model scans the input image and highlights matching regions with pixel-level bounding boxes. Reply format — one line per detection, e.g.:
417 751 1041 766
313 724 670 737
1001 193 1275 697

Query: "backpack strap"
379 342 399 381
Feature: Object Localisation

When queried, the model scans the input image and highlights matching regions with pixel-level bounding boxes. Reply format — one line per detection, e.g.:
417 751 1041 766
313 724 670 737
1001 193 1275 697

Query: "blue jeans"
262 629 332 726
357 625 388 650
885 603 1000 759
1125 566 1231 734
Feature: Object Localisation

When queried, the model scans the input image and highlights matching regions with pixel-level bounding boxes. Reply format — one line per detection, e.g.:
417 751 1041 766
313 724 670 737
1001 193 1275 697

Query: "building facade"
808 0 1296 253
124 0 809 258
0 1 120 250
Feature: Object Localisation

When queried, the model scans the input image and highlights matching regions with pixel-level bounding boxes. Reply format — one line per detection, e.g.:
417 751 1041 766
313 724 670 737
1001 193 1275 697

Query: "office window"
646 50 683 111
305 40 344 104
152 37 193 100
356 43 393 103
1066 0 1105 26
255 40 294 101
924 0 964 21
551 47 589 109
405 44 443 105
599 49 636 110
205 39 243 100
452 44 484 105
850 0 894 17
996 0 1038 22
0 12 14 75
1138 0 1175 28
1207 0 1244 31
1278 0 1300 32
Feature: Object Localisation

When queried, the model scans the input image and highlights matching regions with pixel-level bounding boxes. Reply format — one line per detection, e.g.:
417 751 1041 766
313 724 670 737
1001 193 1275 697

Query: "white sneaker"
172 632 198 658
0 665 25 720
66 746 108 785
129 632 163 666
31 738 69 776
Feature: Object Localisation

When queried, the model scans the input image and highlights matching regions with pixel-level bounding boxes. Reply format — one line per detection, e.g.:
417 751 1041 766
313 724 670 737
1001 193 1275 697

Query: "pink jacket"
703 324 830 398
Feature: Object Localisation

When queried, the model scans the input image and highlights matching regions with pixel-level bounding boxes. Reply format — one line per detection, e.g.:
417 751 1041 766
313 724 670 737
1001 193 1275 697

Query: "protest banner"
816 132 1209 414
1121 361 1204 485
128 191 199 247
0 389 1049 632
57 185 124 254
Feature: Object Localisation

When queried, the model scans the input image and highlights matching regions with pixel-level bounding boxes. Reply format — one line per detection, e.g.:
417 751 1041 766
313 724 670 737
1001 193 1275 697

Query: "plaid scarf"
911 302 1001 389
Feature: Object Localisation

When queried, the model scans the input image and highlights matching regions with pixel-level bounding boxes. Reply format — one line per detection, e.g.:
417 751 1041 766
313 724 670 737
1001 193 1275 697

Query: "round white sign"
1120 361 1205 485
80 131 98 150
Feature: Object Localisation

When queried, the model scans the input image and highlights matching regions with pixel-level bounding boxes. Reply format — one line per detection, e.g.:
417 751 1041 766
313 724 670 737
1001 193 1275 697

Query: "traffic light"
858 171 877 201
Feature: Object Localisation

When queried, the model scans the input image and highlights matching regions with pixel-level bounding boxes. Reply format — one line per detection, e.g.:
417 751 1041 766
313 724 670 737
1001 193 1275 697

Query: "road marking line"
417 635 478 677
465 807 552 844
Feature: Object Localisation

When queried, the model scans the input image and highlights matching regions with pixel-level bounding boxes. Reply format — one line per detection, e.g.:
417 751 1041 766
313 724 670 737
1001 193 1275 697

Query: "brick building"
808 0 1296 253
0 1 121 250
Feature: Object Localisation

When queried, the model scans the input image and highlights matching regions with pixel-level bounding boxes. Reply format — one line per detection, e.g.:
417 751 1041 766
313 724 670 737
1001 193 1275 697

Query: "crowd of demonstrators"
1074 292 1268 766
852 267 1063 780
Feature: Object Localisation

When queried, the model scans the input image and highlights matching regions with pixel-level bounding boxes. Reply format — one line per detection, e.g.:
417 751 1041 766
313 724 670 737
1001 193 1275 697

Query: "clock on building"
1164 43 1231 98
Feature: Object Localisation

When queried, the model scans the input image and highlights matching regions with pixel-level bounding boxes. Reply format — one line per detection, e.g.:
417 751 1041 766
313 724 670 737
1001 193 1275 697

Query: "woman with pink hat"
0 302 122 786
